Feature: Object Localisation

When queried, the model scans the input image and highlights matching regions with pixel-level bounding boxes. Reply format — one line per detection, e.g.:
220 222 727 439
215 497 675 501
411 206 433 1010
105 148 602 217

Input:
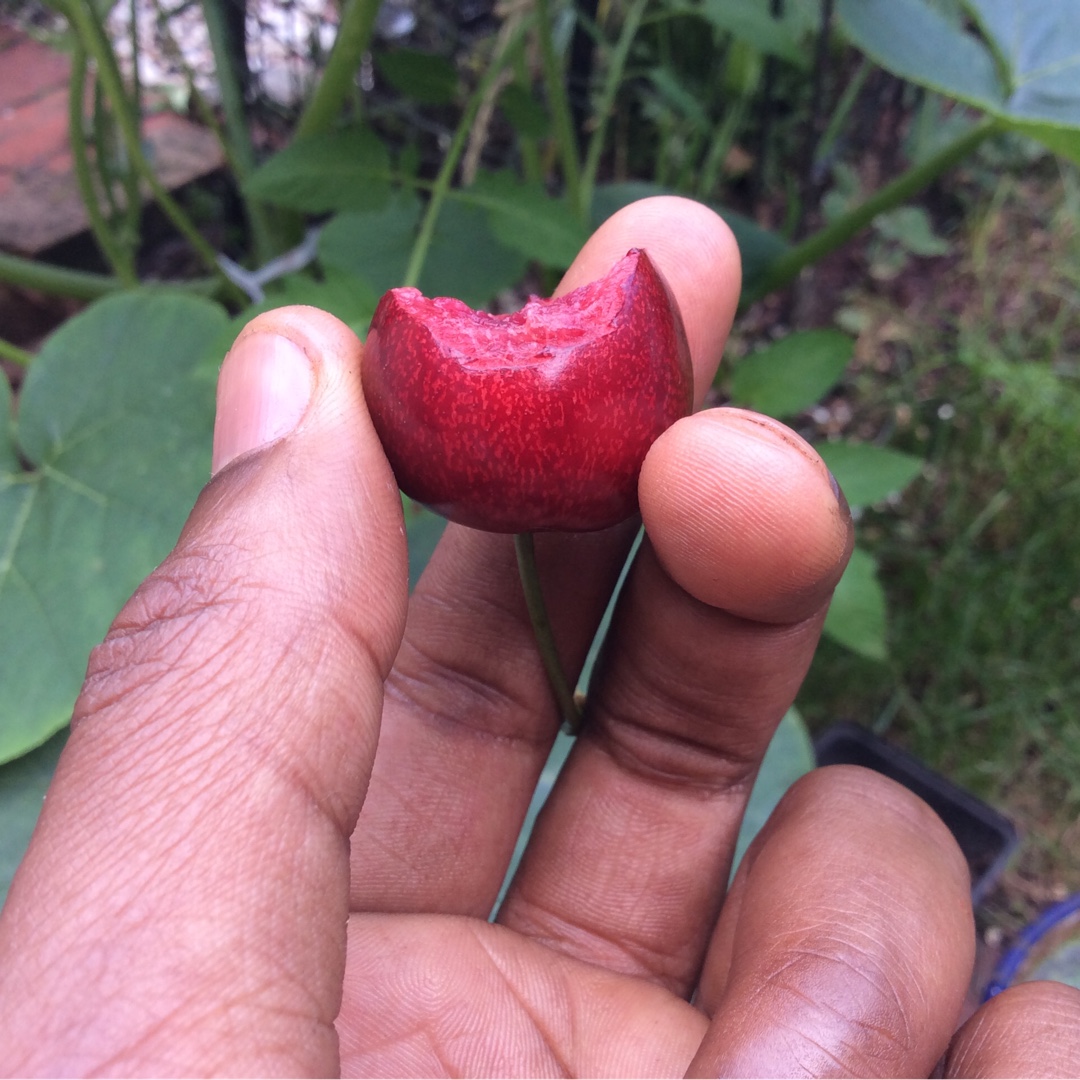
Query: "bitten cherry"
361 248 692 533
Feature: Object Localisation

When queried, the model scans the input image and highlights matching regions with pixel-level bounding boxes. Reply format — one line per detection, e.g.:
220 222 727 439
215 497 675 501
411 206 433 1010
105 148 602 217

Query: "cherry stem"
514 532 583 735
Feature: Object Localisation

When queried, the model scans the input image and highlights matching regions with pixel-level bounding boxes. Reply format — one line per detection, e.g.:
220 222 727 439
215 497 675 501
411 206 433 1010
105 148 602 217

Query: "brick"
0 89 69 171
0 39 70 111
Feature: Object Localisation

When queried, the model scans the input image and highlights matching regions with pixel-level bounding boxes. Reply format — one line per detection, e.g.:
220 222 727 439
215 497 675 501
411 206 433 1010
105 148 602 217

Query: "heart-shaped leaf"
838 0 1080 165
0 290 226 764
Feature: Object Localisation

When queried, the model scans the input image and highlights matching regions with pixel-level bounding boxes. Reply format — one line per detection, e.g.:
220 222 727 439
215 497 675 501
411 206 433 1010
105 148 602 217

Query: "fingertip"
639 407 853 622
558 196 741 402
213 305 368 475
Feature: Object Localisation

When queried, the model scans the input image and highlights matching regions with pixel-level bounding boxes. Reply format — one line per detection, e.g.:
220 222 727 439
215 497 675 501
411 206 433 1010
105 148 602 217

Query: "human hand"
2 196 1078 1078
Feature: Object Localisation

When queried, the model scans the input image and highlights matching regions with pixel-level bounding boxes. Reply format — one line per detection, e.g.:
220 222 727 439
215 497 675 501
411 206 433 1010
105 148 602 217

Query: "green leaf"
418 198 530 308
840 0 1080 165
730 330 854 418
404 500 446 589
452 170 589 269
375 48 458 105
244 128 394 213
836 0 1005 113
966 0 1080 128
264 269 379 339
318 193 423 297
698 0 810 68
1005 121 1080 167
874 206 951 257
823 546 889 661
0 291 227 763
320 193 528 307
732 707 816 872
0 730 65 904
590 182 791 293
816 441 924 508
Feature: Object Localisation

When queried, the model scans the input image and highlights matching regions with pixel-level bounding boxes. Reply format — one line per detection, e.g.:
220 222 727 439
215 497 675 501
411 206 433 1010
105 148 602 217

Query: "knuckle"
74 540 260 728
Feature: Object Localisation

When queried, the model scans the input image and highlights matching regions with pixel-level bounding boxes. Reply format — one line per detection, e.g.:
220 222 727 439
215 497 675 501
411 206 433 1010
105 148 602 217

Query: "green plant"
3 0 1080 900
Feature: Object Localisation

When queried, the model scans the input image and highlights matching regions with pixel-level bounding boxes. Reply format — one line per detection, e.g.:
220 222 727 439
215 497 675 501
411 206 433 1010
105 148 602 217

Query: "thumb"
0 306 408 1076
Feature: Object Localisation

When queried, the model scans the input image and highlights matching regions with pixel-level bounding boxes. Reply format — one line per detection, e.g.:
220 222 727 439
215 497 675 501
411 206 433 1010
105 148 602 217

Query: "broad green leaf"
817 441 924 508
840 0 1080 165
698 0 809 68
418 199 529 307
836 0 1005 113
732 707 816 872
451 170 588 269
0 291 227 763
320 194 527 307
730 330 854 418
823 546 888 661
590 182 790 293
375 48 458 105
244 128 394 213
966 0 1080 128
318 193 423 297
0 730 65 904
1006 122 1080 167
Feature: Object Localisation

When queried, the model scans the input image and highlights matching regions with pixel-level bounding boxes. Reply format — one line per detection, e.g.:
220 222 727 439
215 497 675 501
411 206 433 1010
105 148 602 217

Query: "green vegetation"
798 167 1080 915
2 0 1080 910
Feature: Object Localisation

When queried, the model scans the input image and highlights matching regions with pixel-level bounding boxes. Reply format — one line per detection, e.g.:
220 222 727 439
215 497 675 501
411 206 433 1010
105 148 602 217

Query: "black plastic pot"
814 722 1021 907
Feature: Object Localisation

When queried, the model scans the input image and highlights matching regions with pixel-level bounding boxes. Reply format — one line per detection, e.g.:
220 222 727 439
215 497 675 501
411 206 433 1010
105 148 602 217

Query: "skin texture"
1 196 1078 1077
362 248 693 532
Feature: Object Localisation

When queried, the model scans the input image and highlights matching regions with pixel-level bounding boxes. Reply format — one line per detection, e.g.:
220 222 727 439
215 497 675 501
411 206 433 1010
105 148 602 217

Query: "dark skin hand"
1 197 1079 1077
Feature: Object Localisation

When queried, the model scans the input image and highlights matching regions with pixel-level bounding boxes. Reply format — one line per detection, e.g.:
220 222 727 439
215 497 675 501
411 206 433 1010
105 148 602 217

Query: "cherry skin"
361 249 693 533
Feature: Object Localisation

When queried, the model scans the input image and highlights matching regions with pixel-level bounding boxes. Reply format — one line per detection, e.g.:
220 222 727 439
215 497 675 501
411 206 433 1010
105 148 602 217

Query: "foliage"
2 0 1080 896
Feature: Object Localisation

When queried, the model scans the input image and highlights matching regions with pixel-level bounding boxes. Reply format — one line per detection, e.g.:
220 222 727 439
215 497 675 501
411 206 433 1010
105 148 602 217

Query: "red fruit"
361 248 693 533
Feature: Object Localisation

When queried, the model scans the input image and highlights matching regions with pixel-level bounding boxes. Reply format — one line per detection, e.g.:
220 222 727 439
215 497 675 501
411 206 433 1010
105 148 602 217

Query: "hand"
1 196 1078 1078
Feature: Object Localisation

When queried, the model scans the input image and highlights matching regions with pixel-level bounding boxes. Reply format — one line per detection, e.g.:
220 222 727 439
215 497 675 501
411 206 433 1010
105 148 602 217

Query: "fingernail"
212 332 314 475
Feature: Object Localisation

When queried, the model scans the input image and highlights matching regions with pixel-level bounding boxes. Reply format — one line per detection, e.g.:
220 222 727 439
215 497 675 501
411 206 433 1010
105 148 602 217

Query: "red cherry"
361 248 693 533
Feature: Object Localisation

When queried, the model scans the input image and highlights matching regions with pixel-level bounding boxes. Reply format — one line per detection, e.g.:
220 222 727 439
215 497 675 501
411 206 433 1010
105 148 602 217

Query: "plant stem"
0 338 34 367
535 0 585 221
514 532 583 733
401 15 531 288
69 42 138 285
200 0 276 263
295 0 380 138
62 0 229 283
741 115 1001 308
0 251 217 300
580 0 648 212
0 251 120 299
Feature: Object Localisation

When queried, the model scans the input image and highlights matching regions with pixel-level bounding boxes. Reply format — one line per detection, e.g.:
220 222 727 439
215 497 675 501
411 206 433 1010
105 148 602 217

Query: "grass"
797 160 1080 920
